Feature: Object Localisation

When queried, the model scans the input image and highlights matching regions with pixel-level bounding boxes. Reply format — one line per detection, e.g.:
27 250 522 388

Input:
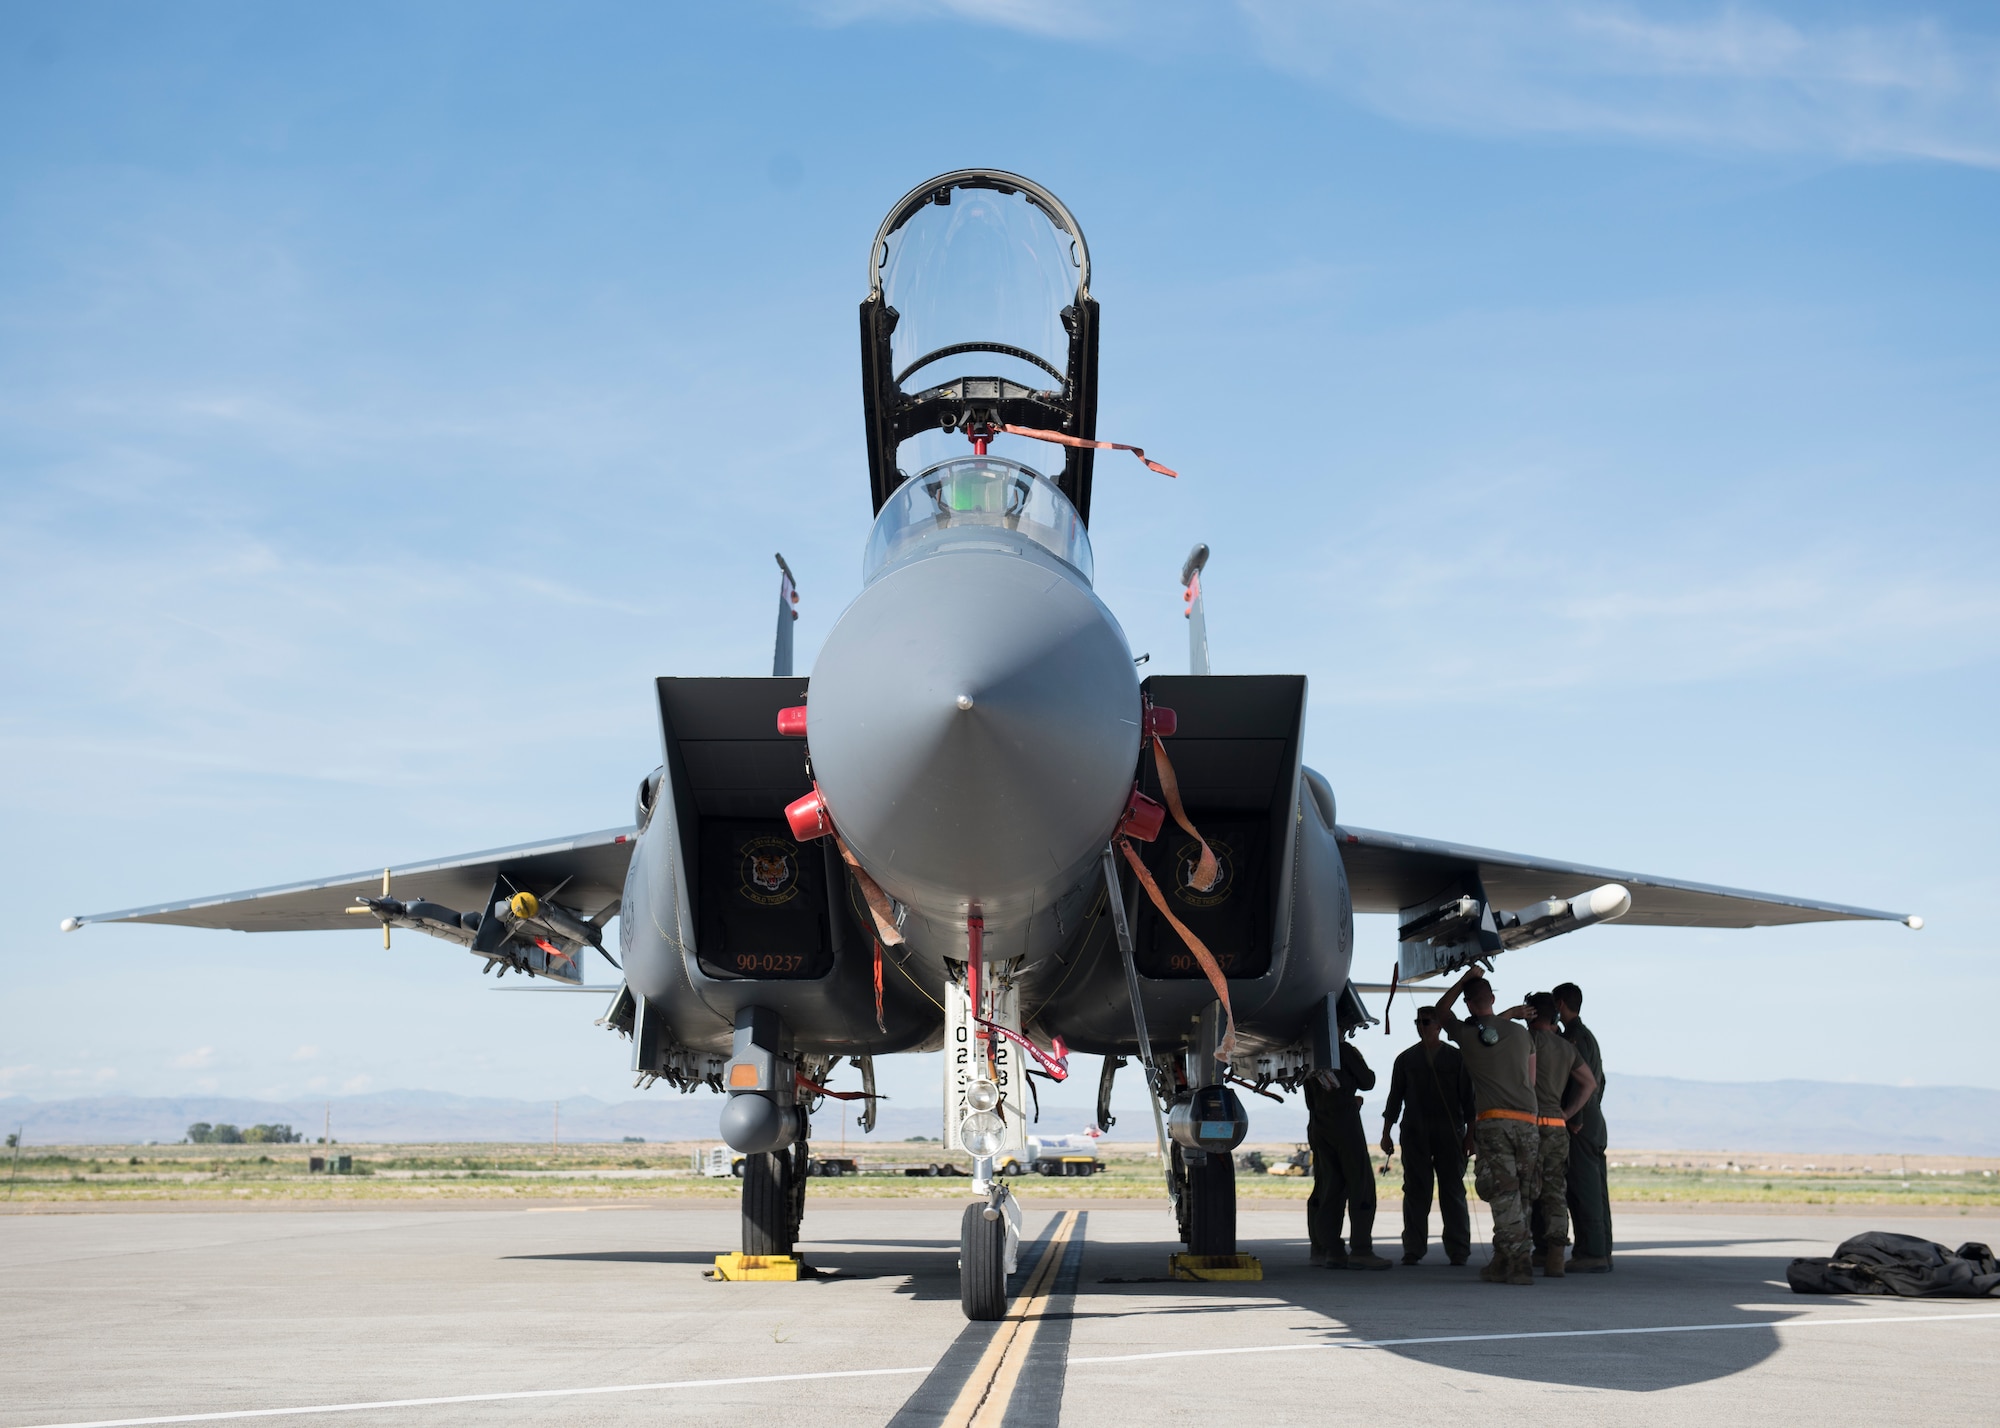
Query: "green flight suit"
1304 1039 1379 1258
1563 1016 1612 1260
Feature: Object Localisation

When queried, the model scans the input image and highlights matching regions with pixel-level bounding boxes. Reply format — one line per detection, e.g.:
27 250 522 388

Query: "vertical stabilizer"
773 554 800 677
1182 544 1210 676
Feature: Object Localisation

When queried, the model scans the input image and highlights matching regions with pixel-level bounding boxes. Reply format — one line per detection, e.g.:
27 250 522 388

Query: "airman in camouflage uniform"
1435 967 1540 1285
1513 991 1599 1276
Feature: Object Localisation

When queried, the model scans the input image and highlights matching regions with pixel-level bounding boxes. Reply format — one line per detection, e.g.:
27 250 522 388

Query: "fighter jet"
65 169 1920 1320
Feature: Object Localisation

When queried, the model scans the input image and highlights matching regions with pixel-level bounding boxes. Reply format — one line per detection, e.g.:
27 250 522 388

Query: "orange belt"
1476 1108 1538 1124
1538 1115 1568 1128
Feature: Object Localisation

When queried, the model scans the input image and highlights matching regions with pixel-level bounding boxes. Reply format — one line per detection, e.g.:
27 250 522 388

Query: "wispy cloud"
818 0 2000 167
171 1046 217 1070
1242 1 2000 166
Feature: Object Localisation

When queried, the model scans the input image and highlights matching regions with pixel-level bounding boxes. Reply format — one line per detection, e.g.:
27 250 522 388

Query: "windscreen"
880 186 1083 395
863 457 1093 586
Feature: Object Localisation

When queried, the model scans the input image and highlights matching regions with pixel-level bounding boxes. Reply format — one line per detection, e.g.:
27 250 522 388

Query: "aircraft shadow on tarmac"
1068 1233 1805 1393
504 1242 962 1290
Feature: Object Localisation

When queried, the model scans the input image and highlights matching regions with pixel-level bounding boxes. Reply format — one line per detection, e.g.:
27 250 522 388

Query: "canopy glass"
862 456 1093 586
879 186 1082 396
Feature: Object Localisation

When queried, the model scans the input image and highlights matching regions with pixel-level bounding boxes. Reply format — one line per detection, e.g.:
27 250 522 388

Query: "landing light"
966 1079 1001 1113
960 1110 1005 1158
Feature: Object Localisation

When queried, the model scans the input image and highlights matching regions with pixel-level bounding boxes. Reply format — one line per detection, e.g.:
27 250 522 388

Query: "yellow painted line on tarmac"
940 1209 1080 1428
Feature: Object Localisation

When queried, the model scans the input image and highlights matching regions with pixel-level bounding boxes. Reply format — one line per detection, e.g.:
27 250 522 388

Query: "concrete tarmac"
4 1200 1998 1427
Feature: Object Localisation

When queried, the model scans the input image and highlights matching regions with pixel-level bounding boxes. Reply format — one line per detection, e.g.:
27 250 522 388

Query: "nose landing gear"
960 1180 1021 1320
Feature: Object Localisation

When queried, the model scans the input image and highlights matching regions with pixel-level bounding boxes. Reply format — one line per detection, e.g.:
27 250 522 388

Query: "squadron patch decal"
738 835 802 906
1172 838 1234 908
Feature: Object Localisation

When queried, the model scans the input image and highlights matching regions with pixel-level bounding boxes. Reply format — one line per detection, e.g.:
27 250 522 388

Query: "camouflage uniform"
1527 1023 1580 1262
1471 1118 1542 1262
1536 1125 1570 1248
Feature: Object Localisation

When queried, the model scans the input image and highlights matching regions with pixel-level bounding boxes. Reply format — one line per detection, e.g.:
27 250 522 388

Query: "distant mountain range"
4 1076 1998 1155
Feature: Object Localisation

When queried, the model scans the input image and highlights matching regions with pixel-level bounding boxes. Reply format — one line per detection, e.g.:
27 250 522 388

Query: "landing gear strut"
741 1142 809 1256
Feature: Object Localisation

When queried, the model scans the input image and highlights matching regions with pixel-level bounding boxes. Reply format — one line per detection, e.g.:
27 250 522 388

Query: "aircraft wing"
1334 824 1916 930
66 827 639 933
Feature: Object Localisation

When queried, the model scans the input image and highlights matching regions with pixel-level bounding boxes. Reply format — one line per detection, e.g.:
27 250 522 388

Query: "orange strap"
795 1073 876 1103
872 937 886 1034
1118 838 1235 1062
1149 735 1219 892
998 423 1178 477
1476 1108 1538 1124
1538 1115 1568 1128
835 834 904 946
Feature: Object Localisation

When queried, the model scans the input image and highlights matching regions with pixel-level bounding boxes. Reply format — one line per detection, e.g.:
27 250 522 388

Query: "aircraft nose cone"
807 547 1141 934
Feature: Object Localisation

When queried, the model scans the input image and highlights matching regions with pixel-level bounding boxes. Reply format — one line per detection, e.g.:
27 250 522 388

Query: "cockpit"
862 456 1093 586
860 171 1102 524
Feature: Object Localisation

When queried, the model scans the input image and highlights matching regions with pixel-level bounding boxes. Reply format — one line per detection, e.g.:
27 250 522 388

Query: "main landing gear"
741 1143 808 1256
1174 1143 1238 1256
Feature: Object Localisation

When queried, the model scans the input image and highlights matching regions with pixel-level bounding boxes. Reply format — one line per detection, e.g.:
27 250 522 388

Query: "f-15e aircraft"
67 169 1918 1320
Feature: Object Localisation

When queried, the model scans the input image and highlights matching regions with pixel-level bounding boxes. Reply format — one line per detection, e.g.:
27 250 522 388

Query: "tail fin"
773 554 800 677
1181 544 1210 676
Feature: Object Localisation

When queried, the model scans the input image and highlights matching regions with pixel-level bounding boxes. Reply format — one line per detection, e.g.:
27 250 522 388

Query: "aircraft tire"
741 1151 795 1256
960 1202 1007 1321
1185 1151 1236 1256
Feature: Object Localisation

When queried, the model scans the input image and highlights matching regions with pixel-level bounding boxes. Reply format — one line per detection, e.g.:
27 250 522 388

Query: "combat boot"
1478 1256 1507 1283
1504 1251 1535 1286
1566 1254 1612 1273
1545 1242 1568 1278
1346 1248 1394 1271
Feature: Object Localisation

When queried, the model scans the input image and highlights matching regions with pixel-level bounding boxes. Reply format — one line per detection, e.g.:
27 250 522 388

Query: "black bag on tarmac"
1787 1232 2000 1297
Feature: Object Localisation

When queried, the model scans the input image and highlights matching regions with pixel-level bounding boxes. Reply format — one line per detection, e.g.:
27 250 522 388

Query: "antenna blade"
773 553 800 677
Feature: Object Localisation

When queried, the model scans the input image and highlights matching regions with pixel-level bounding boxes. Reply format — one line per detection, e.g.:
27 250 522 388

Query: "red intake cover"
785 786 830 841
776 705 809 738
1116 787 1166 843
1143 706 1178 738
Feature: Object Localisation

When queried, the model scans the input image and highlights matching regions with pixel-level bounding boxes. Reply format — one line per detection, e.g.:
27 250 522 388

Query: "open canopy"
859 170 1102 522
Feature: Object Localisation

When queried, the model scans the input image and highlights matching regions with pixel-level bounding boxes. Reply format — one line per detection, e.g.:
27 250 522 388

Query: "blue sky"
3 2 1996 1125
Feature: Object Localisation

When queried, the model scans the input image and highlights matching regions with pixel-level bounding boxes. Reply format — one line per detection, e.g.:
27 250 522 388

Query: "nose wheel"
960 1199 1008 1320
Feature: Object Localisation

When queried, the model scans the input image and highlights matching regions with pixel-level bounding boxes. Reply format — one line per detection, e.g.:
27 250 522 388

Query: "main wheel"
960 1202 1008 1321
742 1150 795 1256
1171 1144 1193 1245
1185 1151 1237 1256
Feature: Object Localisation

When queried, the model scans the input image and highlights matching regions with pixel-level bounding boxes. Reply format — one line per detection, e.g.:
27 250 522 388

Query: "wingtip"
59 916 82 933
1905 914 1924 930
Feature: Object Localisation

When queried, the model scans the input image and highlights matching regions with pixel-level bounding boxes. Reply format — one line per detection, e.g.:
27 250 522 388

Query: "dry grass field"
5 1140 1997 1210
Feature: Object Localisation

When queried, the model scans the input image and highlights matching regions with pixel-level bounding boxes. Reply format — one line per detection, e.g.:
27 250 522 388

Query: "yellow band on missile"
344 906 373 915
510 891 540 920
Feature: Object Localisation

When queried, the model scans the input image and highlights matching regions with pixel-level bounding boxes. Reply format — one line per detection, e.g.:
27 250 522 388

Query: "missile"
490 890 605 950
1497 883 1632 949
348 896 480 946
